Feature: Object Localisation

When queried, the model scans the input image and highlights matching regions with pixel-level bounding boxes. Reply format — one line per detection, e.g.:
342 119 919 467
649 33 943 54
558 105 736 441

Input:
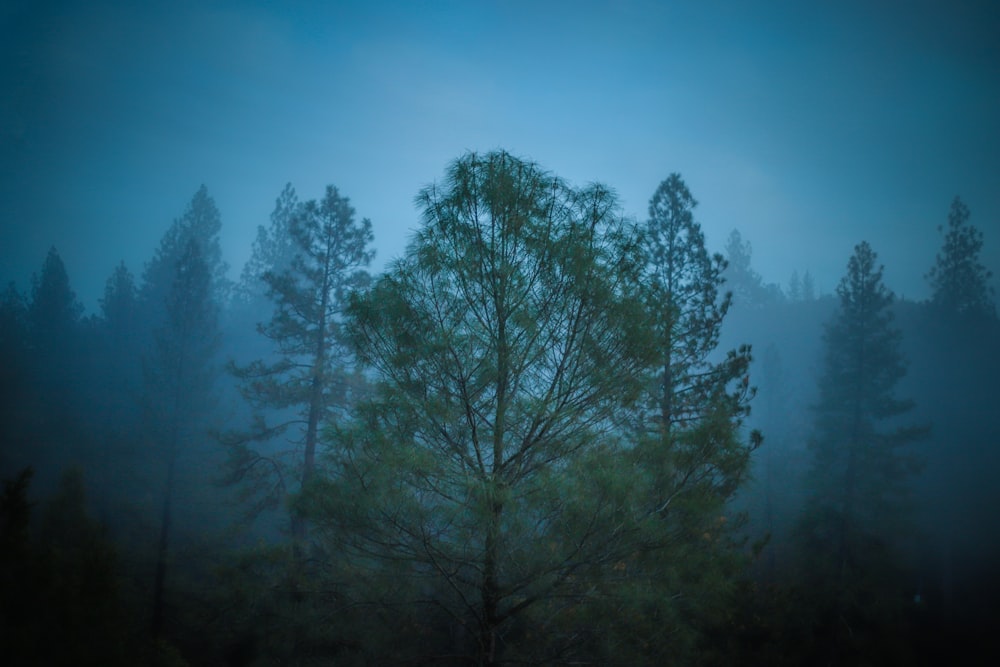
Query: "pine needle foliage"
309 151 660 664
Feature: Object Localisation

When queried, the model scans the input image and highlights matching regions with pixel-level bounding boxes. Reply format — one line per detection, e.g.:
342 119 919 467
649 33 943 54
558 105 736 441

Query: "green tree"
23 248 86 466
143 239 221 639
28 247 84 384
215 185 374 666
232 183 300 309
101 262 140 335
582 176 759 664
141 185 229 325
97 262 142 420
926 196 995 320
307 151 657 664
642 176 754 434
795 241 925 662
226 185 374 532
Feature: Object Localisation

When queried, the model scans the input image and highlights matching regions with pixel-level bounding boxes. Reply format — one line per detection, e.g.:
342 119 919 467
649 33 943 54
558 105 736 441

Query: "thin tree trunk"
480 271 508 666
661 360 673 431
480 494 502 667
293 254 331 546
151 442 177 638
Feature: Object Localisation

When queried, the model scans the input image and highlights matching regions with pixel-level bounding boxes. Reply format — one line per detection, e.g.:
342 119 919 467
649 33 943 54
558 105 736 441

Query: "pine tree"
141 185 229 327
98 262 142 403
226 185 374 532
101 262 139 332
80 263 147 507
596 176 760 663
306 151 660 664
138 190 228 617
28 246 83 365
785 268 816 301
926 196 995 320
1 467 136 665
723 228 778 308
232 183 300 309
642 175 754 434
137 191 228 624
143 239 221 639
24 247 85 457
0 282 27 350
796 241 925 661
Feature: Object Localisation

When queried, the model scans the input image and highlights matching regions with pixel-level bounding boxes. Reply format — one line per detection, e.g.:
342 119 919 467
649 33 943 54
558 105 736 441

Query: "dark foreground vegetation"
2 151 998 665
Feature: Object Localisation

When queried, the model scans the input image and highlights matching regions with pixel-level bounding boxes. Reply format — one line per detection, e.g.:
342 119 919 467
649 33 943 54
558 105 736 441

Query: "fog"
2 1 999 664
4 0 1000 310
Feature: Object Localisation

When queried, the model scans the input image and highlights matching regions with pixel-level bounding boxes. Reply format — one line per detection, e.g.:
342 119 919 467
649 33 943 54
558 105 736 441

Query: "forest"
1 150 998 666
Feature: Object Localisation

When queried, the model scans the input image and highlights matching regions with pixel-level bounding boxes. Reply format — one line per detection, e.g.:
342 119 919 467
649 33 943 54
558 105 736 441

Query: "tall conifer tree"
233 183 300 309
26 247 85 450
926 196 995 320
141 185 228 328
796 241 925 661
599 175 760 663
226 185 374 536
641 175 754 433
308 151 659 664
145 239 221 638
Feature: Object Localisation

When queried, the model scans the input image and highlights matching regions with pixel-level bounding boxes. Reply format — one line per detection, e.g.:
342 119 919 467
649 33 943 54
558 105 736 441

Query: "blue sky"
3 0 998 310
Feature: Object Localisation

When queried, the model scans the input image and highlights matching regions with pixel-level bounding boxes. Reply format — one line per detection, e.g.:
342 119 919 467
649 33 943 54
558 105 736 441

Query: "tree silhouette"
226 184 373 538
144 239 220 639
642 176 754 433
926 196 995 320
796 241 925 662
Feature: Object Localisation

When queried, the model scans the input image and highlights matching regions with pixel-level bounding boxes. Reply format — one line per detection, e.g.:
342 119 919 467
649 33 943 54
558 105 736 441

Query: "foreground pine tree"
594 174 759 664
303 153 758 665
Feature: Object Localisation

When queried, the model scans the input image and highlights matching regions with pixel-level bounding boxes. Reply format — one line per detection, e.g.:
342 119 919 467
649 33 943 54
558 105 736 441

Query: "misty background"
3 0 999 309
2 1 1000 665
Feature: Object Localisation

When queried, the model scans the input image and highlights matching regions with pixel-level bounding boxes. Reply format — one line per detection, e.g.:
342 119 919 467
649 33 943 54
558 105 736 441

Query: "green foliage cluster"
284 153 758 664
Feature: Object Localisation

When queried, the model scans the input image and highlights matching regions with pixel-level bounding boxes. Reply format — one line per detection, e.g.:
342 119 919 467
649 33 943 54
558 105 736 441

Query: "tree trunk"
480 491 502 666
151 442 177 638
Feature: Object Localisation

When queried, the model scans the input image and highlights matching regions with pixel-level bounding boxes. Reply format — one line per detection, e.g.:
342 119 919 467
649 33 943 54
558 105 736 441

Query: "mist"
2 1 999 664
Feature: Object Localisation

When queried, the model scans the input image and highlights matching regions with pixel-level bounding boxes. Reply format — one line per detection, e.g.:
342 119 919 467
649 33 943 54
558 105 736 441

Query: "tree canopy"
926 196 995 320
297 153 759 664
